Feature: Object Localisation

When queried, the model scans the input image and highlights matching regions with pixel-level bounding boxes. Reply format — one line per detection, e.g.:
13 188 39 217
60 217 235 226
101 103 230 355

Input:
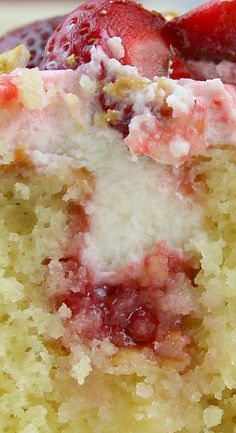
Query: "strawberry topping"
169 55 192 80
164 0 236 64
40 0 171 79
0 16 63 68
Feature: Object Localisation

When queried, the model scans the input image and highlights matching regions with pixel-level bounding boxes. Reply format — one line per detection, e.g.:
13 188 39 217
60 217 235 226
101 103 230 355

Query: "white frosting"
79 128 202 270
169 137 190 158
186 59 236 85
106 37 125 60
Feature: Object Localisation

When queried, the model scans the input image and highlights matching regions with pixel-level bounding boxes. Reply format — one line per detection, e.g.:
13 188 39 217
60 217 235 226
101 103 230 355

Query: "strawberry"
40 0 171 79
169 55 192 80
164 0 236 63
0 16 64 68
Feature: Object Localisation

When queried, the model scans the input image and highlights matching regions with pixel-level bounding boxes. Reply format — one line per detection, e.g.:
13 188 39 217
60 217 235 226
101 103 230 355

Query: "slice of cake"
0 1 236 432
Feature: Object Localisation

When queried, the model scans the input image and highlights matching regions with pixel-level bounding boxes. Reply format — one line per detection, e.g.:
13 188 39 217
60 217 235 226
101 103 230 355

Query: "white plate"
143 0 204 13
0 0 205 35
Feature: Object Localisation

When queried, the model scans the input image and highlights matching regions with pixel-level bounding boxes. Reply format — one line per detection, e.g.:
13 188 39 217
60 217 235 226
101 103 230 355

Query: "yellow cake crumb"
0 147 236 433
203 406 223 428
0 45 30 74
13 69 47 110
70 349 92 385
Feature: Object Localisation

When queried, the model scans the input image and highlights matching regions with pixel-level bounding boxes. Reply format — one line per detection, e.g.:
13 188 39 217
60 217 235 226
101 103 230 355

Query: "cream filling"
80 129 202 270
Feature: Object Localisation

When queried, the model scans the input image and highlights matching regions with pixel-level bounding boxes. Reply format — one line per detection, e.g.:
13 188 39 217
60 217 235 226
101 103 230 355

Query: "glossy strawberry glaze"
52 204 197 359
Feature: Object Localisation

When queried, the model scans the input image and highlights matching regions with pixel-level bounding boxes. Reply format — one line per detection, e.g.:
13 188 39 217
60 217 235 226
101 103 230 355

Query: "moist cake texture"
0 2 236 433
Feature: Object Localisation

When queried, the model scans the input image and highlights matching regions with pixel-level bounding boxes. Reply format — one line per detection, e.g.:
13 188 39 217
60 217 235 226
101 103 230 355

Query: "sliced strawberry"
170 55 192 80
164 0 236 63
40 0 171 79
0 16 64 68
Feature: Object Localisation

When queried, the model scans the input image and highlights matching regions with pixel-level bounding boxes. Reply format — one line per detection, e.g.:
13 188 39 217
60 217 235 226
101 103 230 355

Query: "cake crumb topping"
0 45 30 75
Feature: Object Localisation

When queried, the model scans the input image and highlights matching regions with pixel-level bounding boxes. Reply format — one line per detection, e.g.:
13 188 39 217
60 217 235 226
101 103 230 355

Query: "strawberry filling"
55 273 161 347
52 213 197 359
54 255 196 359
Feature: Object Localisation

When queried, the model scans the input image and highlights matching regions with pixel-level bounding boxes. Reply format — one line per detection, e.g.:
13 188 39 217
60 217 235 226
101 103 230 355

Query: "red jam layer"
54 247 197 359
47 202 198 360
